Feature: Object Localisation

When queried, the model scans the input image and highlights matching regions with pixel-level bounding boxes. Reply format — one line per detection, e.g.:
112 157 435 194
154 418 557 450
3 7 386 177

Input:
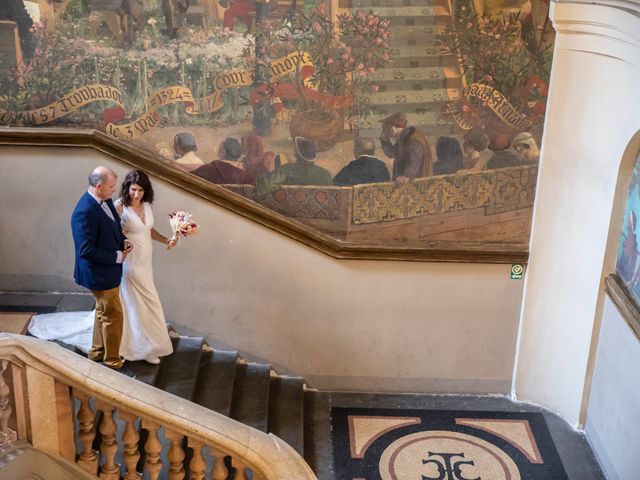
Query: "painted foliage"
616 153 640 298
0 0 554 250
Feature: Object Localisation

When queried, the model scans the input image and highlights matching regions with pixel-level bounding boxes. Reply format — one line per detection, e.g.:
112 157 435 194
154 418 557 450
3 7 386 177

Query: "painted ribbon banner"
106 86 194 139
0 85 124 126
445 101 473 131
1 52 314 138
464 83 533 131
193 51 314 114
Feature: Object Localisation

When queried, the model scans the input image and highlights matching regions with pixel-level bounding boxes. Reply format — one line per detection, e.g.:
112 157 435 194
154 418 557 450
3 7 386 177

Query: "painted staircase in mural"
353 0 461 140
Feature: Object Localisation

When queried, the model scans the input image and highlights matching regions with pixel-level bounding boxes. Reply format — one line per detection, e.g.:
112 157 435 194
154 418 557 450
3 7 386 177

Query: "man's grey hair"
355 137 376 156
89 167 116 187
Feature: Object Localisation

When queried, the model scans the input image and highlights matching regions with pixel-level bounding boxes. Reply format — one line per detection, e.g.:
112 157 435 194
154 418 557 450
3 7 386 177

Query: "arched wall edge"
578 129 640 425
0 128 529 264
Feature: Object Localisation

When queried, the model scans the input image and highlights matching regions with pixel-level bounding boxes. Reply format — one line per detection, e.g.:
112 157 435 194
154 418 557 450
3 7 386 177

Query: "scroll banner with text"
0 51 314 140
0 85 124 126
190 51 314 115
446 83 533 132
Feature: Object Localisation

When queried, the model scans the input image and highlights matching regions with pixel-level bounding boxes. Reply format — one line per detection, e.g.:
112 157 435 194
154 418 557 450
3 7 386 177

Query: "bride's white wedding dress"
28 202 173 361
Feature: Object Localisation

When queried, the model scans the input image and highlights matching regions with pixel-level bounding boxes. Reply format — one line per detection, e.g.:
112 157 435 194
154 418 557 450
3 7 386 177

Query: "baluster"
75 392 99 475
143 420 163 480
232 458 249 480
120 412 141 480
96 400 120 480
210 448 229 480
188 437 206 480
165 429 186 480
0 360 17 447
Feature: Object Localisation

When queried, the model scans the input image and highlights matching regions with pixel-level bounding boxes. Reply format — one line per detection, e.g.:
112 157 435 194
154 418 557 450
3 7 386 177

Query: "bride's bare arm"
151 228 177 249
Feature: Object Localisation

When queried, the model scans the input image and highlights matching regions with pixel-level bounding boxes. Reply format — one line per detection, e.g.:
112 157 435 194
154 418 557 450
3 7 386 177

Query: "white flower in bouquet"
169 211 199 243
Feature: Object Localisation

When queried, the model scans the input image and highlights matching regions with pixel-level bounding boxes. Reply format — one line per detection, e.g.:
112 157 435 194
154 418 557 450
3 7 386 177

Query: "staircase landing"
0 292 606 480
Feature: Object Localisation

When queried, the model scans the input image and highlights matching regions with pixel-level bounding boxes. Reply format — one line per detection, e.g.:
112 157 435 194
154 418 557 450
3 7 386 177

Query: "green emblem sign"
510 264 524 279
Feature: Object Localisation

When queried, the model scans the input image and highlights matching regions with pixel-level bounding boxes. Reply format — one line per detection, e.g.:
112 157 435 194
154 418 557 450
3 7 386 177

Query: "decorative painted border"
605 273 640 341
0 127 529 263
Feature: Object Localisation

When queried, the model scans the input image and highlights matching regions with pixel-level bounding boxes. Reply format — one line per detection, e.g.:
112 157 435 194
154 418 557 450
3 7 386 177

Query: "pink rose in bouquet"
169 211 199 242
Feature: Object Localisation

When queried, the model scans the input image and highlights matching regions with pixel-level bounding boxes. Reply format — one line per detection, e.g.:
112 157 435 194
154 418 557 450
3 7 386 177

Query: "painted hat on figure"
379 112 408 129
294 136 317 162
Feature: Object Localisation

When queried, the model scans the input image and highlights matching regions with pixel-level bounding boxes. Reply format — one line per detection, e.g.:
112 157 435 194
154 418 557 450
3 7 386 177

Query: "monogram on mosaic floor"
331 407 566 480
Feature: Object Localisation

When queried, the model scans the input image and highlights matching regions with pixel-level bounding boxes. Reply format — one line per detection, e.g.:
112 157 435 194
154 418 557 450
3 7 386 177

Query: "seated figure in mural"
192 137 245 184
461 129 493 172
511 132 541 164
173 132 205 169
256 136 332 194
486 133 523 169
333 137 390 186
379 112 433 183
617 211 638 284
240 134 277 185
433 136 464 175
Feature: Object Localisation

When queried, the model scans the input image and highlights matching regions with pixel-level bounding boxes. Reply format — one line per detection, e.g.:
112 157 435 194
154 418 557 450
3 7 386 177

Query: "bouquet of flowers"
169 211 199 242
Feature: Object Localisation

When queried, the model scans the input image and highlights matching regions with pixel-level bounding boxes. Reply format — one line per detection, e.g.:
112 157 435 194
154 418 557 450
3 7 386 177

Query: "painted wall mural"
616 152 640 298
0 0 554 250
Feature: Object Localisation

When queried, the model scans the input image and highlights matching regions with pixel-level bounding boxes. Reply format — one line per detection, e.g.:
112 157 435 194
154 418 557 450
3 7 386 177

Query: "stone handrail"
0 333 317 480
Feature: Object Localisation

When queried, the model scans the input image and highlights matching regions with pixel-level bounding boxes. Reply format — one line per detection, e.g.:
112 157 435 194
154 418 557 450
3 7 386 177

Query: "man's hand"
396 176 410 184
123 240 134 253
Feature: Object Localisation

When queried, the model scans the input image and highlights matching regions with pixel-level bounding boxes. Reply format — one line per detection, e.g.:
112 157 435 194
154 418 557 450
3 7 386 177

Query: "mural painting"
616 152 640 299
0 0 554 250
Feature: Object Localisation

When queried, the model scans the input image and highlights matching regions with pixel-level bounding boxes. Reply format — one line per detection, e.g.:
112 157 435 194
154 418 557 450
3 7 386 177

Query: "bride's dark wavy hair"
120 170 154 206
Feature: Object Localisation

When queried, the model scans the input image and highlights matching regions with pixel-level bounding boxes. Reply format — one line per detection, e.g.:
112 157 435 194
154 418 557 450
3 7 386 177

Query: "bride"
29 170 176 364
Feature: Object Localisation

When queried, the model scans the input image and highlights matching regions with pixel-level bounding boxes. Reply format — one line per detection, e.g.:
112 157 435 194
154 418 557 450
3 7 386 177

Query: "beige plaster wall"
0 145 524 394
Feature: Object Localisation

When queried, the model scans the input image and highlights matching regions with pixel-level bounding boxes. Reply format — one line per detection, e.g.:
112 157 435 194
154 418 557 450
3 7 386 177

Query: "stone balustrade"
0 333 317 480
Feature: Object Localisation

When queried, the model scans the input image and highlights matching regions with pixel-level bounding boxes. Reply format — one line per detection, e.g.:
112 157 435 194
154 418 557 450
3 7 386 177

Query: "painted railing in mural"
0 333 317 480
225 164 538 245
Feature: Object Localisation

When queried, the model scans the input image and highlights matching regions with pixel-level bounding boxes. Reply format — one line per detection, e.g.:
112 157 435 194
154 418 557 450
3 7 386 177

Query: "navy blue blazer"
71 192 126 291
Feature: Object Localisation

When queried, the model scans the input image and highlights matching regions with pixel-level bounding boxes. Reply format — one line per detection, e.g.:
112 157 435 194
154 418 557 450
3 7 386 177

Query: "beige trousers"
87 287 123 368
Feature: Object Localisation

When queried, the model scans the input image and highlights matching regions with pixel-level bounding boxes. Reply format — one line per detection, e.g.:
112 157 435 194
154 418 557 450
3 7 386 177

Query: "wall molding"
605 273 640 341
0 127 529 264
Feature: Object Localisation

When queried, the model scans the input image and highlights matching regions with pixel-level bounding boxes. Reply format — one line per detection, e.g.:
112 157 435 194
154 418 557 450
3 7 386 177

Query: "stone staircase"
352 0 462 140
122 330 309 462
41 325 320 477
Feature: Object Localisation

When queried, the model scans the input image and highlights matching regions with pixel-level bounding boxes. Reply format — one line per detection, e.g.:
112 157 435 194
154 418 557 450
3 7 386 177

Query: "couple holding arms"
30 166 176 377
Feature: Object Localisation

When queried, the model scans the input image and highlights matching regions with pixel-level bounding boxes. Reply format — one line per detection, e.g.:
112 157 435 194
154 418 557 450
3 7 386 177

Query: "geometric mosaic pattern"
256 186 349 220
353 165 537 224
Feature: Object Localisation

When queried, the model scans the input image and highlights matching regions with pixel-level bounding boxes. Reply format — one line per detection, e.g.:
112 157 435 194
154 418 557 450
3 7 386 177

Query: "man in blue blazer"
71 166 133 374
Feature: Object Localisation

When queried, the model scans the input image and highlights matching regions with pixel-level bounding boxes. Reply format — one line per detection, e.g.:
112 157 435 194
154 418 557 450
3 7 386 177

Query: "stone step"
268 376 305 456
153 335 204 401
390 24 439 38
360 86 461 112
351 0 450 8
127 359 161 386
369 5 451 26
356 110 455 131
389 31 439 48
371 66 462 90
192 349 239 417
230 362 272 433
388 48 457 67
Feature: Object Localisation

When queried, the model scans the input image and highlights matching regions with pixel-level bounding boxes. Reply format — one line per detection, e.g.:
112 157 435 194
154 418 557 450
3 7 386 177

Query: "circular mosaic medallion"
379 430 521 480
